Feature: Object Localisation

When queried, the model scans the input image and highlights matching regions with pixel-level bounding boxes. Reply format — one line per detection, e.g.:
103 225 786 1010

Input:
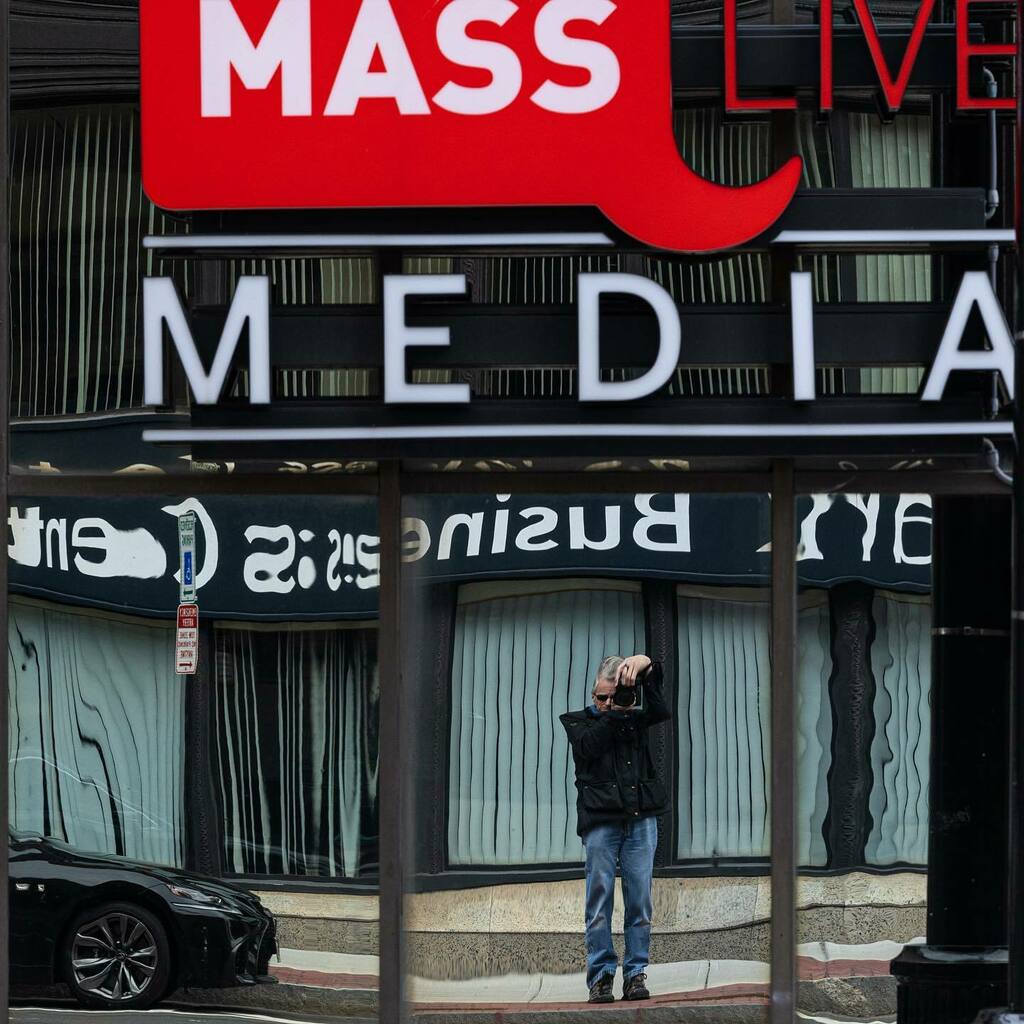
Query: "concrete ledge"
405 873 925 935
405 906 925 980
275 916 380 955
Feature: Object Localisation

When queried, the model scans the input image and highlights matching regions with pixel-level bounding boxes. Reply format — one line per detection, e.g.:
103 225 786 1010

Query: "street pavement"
12 1007 354 1024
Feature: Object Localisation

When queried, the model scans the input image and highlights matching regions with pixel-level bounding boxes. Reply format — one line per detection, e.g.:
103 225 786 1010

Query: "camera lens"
612 683 636 707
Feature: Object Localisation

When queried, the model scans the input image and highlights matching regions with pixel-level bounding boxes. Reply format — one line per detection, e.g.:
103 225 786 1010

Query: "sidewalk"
172 939 907 1020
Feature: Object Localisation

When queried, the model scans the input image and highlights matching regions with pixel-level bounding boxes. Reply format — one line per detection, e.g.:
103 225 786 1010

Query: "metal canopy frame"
0 460 1009 1024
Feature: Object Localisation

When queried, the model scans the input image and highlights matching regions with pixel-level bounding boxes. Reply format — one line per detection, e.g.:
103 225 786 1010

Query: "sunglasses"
593 693 615 704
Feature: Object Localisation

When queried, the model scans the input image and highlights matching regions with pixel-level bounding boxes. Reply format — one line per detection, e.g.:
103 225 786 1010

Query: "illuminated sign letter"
790 271 817 401
724 0 796 111
921 271 1015 401
956 0 1016 110
143 277 271 405
200 0 312 117
577 274 681 402
531 0 621 114
434 0 522 116
850 0 934 111
325 0 430 115
384 275 471 404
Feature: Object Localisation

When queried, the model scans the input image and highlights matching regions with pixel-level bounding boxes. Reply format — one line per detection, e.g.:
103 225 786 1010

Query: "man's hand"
616 655 652 688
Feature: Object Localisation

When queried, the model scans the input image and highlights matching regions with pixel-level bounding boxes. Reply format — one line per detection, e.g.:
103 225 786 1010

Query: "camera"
612 682 640 707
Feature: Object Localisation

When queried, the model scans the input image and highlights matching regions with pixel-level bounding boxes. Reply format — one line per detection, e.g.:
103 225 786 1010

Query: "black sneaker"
588 975 615 1003
623 972 650 1000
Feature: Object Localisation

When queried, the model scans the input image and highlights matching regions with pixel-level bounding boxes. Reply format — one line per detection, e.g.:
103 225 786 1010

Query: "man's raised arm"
641 662 672 727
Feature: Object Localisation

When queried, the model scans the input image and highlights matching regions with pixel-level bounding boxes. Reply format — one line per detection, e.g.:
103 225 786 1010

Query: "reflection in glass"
796 499 932 1020
214 621 379 878
7 495 381 1019
447 579 642 867
9 598 185 865
403 493 771 1017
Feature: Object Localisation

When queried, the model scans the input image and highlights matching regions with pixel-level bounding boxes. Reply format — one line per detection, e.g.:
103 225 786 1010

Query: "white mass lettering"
199 0 622 119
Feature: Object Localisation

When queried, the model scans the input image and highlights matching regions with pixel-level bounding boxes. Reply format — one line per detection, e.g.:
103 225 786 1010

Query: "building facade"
3 2 1022 1023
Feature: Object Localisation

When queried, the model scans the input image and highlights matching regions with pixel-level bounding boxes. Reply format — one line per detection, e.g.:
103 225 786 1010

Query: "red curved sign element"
139 0 802 253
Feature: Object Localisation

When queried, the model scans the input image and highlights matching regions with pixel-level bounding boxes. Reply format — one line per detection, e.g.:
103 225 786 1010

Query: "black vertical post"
185 622 223 877
928 498 1011 948
999 332 1024 1016
1008 5 1024 1011
897 497 1011 1024
378 460 405 1024
0 0 9 1016
771 461 797 1024
963 12 1024 1024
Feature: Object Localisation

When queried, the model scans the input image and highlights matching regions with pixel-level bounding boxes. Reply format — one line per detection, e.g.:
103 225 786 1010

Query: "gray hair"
594 656 624 689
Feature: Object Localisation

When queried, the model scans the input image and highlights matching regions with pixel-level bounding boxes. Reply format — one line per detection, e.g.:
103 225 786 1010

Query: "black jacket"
559 662 672 837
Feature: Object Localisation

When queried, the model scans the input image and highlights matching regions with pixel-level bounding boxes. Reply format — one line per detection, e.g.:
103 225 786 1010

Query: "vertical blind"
8 599 185 866
676 588 833 864
796 594 833 867
851 113 933 304
448 580 644 866
866 592 931 865
214 623 379 878
677 588 772 859
10 105 190 418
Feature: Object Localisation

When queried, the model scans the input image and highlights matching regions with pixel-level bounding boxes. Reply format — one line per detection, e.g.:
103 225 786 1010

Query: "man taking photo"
560 653 671 1004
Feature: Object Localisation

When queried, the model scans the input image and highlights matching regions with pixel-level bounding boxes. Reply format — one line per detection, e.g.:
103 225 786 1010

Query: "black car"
9 829 277 1010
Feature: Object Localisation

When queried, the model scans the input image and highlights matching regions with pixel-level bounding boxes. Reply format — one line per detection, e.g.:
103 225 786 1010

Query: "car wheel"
62 901 171 1010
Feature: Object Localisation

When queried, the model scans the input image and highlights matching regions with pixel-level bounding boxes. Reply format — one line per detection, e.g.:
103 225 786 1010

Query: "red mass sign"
139 0 1014 252
139 0 802 252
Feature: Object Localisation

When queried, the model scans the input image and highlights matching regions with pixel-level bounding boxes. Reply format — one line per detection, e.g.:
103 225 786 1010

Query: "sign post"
175 602 199 676
178 511 197 604
176 511 199 675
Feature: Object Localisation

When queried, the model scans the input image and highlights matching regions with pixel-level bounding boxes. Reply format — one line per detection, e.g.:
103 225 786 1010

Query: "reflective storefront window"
9 599 185 866
214 621 379 878
402 492 772 1015
796 497 933 1020
7 496 381 1017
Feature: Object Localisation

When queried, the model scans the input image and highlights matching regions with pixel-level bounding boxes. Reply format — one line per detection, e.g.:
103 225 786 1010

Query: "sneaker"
623 972 650 1000
588 975 615 1003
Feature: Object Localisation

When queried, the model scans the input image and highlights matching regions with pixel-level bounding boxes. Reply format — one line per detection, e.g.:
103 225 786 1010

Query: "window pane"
448 579 643 866
8 495 381 1019
404 492 770 1016
9 598 185 865
214 622 379 879
796 498 934 1021
866 591 932 866
676 587 772 859
851 113 933 304
10 105 189 420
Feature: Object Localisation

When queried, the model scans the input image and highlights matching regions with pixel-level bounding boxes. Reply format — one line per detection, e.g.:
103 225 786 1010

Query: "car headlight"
168 884 226 907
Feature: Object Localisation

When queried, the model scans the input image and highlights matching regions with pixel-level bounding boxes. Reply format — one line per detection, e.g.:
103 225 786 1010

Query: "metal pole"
1007 0 1024 1007
0 0 11 1013
1010 0 1024 1008
770 460 797 1024
377 460 405 1024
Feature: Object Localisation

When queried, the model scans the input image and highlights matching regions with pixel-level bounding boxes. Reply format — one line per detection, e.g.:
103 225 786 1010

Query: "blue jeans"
583 815 658 989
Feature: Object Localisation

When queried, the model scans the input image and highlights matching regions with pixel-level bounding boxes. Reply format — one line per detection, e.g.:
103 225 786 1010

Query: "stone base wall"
255 871 926 980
